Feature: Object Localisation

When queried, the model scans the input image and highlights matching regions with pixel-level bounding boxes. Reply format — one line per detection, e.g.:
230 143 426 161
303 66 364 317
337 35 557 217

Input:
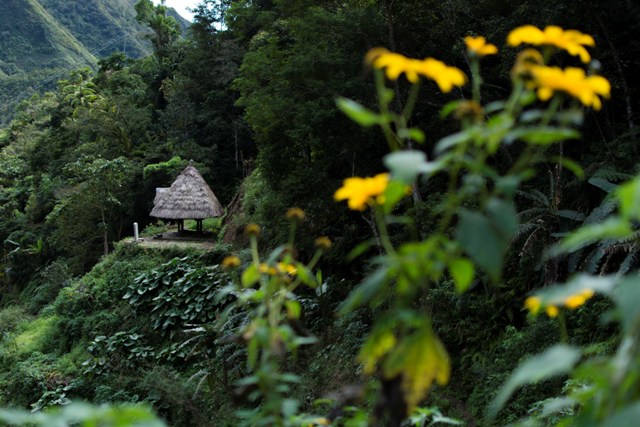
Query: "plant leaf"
335 97 383 127
488 344 581 418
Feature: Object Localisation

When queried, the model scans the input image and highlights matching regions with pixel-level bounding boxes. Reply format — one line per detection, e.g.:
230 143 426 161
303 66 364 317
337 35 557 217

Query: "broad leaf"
488 344 581 418
456 203 516 282
383 329 450 411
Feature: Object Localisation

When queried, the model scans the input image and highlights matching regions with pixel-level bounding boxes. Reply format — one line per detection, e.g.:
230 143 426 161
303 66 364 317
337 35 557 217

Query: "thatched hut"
150 162 223 233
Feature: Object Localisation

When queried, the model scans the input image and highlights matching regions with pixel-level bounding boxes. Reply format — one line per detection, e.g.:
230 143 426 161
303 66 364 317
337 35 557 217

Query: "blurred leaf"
435 129 475 154
457 202 516 282
611 276 640 334
504 127 580 145
398 127 426 144
335 97 383 127
347 240 374 261
340 267 389 313
358 322 397 374
241 264 260 288
487 198 519 239
439 100 463 119
296 264 317 288
383 329 450 411
531 274 617 307
285 300 301 320
617 177 640 220
552 218 632 255
449 258 474 293
552 156 584 179
488 344 581 418
384 150 442 185
598 402 640 427
382 180 411 214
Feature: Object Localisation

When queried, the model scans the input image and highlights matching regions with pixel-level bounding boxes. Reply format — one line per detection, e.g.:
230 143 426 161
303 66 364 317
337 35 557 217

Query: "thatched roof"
150 164 223 219
154 188 169 205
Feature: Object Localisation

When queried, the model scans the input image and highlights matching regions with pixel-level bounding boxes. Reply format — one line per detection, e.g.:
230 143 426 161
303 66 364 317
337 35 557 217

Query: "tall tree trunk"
102 209 109 256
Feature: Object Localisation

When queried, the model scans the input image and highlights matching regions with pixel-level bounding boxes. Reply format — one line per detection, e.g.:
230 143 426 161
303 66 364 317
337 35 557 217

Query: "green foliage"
124 257 234 335
0 401 165 427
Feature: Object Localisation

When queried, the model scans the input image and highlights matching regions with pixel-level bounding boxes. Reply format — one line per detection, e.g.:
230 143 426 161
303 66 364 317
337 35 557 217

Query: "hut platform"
152 230 215 241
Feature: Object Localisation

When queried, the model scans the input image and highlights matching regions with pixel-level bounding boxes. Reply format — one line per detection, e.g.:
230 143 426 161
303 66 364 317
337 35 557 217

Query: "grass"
13 315 59 356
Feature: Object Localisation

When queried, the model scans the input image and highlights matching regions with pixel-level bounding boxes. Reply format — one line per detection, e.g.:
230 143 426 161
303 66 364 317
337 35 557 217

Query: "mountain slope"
0 0 189 125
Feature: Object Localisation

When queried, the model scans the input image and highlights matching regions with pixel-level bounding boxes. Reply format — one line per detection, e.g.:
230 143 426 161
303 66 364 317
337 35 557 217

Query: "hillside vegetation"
0 0 640 426
0 0 189 125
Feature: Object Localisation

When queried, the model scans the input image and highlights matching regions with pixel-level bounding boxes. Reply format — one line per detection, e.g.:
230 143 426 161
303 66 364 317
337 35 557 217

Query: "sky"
153 0 200 22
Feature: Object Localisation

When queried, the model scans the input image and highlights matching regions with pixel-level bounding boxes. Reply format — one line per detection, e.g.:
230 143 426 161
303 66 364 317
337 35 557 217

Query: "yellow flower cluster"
524 288 595 317
528 65 611 110
258 262 297 276
506 26 610 110
366 48 466 92
465 36 498 57
507 25 595 63
222 255 241 269
334 173 389 211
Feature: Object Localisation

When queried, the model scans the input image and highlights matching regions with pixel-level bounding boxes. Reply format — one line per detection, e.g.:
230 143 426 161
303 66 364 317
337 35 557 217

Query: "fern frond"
592 166 634 183
617 250 639 277
518 208 549 221
584 246 606 274
517 189 550 207
584 201 617 225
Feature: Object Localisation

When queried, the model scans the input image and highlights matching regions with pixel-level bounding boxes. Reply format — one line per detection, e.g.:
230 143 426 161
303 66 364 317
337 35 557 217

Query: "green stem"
400 82 421 128
557 311 569 343
287 222 297 250
250 236 260 267
373 205 396 255
541 95 562 126
437 144 466 234
471 58 481 104
375 69 401 152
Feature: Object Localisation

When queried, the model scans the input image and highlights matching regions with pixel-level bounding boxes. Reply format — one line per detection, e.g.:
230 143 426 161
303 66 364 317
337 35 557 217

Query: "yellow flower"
454 100 483 122
524 296 542 315
307 418 330 426
315 236 332 250
507 25 595 63
285 207 306 222
465 36 498 57
529 65 611 110
277 262 297 276
222 255 241 269
511 48 544 80
416 58 467 92
244 223 261 237
258 263 277 275
564 288 595 309
366 48 466 91
334 173 390 211
546 305 559 317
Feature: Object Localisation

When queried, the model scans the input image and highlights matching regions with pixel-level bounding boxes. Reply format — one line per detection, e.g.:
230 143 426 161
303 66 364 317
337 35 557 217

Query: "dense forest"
0 0 640 426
